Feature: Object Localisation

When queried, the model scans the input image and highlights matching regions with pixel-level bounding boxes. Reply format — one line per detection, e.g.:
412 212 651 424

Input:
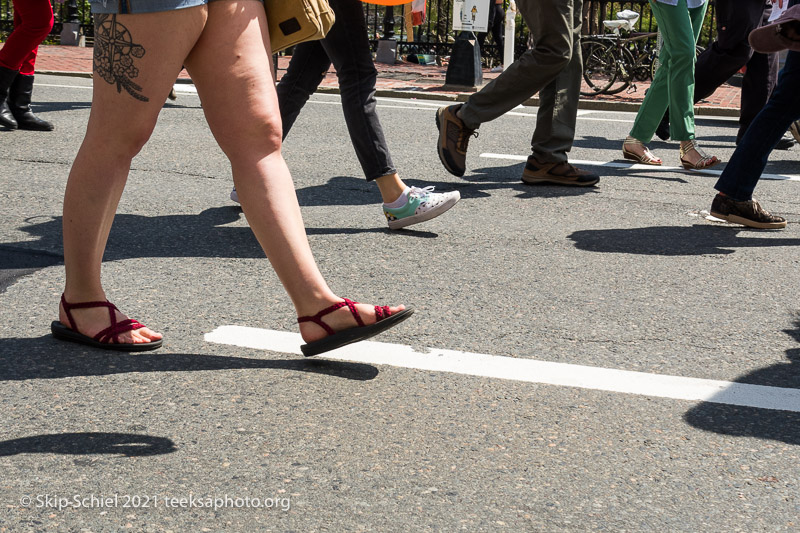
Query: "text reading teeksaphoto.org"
19 493 291 512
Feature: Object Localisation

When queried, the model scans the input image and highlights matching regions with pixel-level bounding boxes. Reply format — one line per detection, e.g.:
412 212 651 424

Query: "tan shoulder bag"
265 0 336 53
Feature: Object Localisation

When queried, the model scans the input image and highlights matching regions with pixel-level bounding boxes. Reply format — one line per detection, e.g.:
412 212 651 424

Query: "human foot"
53 294 163 351
297 298 412 356
679 140 720 170
622 136 662 165
383 186 461 229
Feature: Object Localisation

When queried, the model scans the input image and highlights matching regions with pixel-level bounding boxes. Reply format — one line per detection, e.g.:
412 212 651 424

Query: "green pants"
630 0 708 142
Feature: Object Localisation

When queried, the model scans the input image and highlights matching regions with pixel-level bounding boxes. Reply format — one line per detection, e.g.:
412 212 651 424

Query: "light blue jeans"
90 0 248 14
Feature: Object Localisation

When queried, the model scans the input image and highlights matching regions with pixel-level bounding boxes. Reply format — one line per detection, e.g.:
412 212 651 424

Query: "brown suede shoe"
435 104 477 177
710 193 787 229
521 156 600 186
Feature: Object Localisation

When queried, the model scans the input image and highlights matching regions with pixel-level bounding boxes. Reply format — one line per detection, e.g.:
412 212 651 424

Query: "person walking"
231 0 460 230
435 0 600 187
655 0 796 150
621 0 720 170
0 0 55 131
708 2 800 229
477 0 505 67
51 1 412 356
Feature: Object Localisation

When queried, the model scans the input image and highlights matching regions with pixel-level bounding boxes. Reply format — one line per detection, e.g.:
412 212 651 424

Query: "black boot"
0 66 19 130
8 73 54 131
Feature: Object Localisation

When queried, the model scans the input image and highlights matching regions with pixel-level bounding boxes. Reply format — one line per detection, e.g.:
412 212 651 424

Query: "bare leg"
181 1 403 343
60 10 206 344
374 173 407 203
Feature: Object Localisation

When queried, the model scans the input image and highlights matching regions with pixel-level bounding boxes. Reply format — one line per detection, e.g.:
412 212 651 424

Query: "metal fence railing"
1 0 717 63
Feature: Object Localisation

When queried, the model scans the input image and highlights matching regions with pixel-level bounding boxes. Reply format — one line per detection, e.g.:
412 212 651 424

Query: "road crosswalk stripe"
206 326 800 413
481 153 800 182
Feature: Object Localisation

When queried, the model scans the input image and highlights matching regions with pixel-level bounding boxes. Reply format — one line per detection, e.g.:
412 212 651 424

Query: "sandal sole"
300 308 414 357
51 321 164 352
681 159 722 171
622 149 662 165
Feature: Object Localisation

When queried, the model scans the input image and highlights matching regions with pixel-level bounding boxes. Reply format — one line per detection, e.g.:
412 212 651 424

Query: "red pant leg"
0 0 55 74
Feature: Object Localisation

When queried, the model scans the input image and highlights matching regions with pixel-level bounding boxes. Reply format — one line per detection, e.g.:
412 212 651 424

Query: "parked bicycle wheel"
602 44 636 95
581 38 617 96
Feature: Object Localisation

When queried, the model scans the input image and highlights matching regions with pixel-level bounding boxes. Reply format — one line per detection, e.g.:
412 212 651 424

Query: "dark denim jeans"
276 0 395 181
714 51 800 201
693 0 778 137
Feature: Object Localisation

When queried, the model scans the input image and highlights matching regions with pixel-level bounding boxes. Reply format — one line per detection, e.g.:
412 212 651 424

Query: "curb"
39 69 740 118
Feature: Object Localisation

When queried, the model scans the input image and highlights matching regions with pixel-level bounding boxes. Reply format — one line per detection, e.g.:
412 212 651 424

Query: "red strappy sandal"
298 298 413 357
51 294 163 352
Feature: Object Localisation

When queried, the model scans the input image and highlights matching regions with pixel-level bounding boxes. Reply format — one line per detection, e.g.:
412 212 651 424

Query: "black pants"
693 0 778 138
276 0 395 181
477 3 505 60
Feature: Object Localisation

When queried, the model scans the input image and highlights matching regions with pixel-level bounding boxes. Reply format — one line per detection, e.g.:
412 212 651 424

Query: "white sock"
383 187 411 208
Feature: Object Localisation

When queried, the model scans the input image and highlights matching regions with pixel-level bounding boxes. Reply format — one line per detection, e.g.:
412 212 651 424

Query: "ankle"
375 173 406 203
63 287 107 304
383 187 411 208
295 293 342 319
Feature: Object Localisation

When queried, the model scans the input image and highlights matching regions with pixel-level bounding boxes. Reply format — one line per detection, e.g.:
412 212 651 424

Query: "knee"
221 113 284 160
522 41 572 71
86 120 156 161
711 40 752 64
336 63 378 92
668 42 697 69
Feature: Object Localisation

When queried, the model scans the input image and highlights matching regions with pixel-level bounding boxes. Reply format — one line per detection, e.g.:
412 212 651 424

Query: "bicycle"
582 11 706 97
581 11 659 96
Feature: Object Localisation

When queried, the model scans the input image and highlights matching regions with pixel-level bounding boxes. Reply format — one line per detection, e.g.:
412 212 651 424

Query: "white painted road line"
481 153 800 182
205 326 800 413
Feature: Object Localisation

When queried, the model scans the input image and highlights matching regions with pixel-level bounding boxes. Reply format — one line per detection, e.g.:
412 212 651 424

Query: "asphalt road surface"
1 74 800 531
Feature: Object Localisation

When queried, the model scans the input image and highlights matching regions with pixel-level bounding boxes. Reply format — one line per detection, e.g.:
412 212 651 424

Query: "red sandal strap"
60 293 146 345
374 305 392 321
60 293 118 332
297 298 365 337
95 318 145 344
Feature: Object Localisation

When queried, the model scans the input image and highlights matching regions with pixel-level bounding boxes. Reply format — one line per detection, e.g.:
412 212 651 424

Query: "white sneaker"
230 188 239 204
383 186 461 230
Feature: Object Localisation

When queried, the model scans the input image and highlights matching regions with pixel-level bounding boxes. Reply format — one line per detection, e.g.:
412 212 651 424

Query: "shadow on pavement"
295 175 468 205
31 101 92 113
684 317 800 445
0 336 379 382
4 206 437 261
568 225 800 256
462 165 602 199
0 432 176 457
0 246 63 295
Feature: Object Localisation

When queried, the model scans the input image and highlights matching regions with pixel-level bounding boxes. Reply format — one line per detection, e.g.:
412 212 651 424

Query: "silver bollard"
503 1 516 71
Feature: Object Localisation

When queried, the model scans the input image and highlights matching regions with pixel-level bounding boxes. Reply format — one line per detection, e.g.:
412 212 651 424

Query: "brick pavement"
20 44 742 115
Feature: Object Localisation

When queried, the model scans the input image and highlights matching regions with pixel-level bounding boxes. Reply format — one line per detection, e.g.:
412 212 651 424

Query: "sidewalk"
33 44 741 116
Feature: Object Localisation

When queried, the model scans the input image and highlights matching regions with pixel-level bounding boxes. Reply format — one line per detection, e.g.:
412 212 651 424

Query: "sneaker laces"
457 128 478 152
749 199 771 218
408 185 435 200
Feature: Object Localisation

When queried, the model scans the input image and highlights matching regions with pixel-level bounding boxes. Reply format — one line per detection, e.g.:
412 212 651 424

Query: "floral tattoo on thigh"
93 14 149 102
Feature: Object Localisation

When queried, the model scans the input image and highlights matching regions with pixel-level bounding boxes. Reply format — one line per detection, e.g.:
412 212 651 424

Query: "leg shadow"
684 317 800 445
0 336 379 382
0 433 176 457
